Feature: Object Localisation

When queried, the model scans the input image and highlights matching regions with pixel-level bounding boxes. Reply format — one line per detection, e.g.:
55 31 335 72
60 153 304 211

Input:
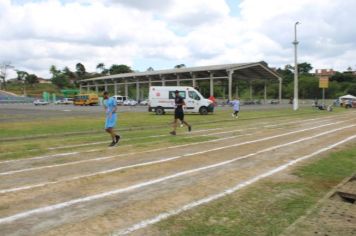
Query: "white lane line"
0 133 253 194
0 114 338 157
0 125 353 225
0 128 230 164
115 134 356 235
0 115 340 164
40 116 342 150
46 128 225 151
0 119 347 194
0 120 347 177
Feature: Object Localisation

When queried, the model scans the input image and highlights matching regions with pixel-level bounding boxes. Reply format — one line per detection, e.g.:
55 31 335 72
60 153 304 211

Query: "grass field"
0 106 355 235
154 143 356 236
0 107 345 160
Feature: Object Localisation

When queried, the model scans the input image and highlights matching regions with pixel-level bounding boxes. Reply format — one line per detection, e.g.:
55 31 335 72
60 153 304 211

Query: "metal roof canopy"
79 61 282 102
80 61 281 83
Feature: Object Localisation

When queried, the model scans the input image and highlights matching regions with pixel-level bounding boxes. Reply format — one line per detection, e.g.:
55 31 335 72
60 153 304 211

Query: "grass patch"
0 107 348 160
0 107 344 139
155 143 356 236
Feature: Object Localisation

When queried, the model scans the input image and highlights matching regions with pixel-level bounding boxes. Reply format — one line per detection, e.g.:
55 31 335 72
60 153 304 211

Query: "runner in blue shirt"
230 97 240 119
103 91 120 146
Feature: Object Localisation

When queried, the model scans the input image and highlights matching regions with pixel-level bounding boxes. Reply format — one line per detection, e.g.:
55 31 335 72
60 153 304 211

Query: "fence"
0 96 35 104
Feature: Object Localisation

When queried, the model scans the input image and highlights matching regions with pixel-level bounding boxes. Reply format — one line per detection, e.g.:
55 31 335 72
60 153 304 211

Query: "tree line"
5 62 356 99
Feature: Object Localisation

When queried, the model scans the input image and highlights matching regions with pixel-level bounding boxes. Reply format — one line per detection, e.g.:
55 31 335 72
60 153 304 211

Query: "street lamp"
293 21 300 111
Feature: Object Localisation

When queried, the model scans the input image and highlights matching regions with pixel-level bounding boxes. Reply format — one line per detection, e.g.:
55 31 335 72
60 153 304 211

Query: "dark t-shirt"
175 96 184 112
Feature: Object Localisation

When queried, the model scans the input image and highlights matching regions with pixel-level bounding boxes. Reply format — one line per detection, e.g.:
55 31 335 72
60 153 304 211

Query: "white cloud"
0 0 356 79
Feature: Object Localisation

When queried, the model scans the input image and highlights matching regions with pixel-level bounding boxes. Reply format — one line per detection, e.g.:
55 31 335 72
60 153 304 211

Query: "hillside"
4 83 64 97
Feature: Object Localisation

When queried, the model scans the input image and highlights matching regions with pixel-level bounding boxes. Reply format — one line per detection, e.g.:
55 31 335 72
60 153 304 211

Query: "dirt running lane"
0 112 355 236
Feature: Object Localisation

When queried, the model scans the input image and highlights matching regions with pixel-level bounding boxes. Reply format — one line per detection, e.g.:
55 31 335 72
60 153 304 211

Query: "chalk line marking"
0 125 353 194
114 134 356 235
0 114 339 158
0 120 348 177
0 125 354 224
0 115 341 165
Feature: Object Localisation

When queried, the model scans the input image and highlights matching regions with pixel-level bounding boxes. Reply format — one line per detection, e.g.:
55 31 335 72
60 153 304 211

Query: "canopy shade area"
339 94 356 99
79 61 282 101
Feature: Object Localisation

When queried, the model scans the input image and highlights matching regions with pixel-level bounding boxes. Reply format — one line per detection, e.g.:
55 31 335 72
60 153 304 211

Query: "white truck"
148 86 214 115
112 95 127 105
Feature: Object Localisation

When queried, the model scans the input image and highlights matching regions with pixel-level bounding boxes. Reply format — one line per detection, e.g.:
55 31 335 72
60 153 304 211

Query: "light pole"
293 22 300 111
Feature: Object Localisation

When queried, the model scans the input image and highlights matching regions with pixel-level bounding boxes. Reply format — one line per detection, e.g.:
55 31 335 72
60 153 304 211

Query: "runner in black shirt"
170 90 192 135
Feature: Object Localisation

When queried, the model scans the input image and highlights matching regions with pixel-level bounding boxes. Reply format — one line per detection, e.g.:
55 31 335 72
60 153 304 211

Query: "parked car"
33 99 49 105
123 99 138 106
54 98 73 105
139 99 148 105
113 95 127 105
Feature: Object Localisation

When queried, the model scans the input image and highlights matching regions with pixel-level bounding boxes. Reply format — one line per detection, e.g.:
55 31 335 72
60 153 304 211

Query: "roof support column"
125 80 128 97
148 77 152 88
278 77 282 103
87 84 89 93
159 75 166 86
95 83 98 94
104 82 108 92
209 72 214 96
228 70 233 101
176 75 180 86
79 84 82 94
136 79 140 101
191 73 196 87
249 81 253 99
264 81 267 104
235 80 239 97
114 81 118 95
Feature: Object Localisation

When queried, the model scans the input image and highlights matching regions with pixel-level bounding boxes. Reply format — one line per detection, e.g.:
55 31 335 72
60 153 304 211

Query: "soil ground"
0 108 355 235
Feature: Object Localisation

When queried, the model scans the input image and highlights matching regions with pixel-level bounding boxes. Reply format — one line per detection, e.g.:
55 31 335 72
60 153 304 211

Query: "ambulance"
148 86 214 115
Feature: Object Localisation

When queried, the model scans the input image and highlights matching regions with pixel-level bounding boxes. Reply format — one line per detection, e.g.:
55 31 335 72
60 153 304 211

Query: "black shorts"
175 110 184 121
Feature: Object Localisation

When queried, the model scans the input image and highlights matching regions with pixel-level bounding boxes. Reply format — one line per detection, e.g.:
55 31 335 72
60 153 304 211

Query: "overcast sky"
1 0 356 79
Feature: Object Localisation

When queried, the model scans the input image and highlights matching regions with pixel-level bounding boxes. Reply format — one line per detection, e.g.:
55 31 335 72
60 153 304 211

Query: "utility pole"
0 62 14 90
292 22 300 111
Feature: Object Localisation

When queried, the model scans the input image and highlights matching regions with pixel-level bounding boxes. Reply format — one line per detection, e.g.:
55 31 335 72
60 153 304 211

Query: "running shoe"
115 135 121 144
170 131 176 135
109 141 116 147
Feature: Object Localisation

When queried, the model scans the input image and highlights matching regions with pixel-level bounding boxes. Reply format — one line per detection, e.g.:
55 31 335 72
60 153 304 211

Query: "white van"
113 95 127 105
148 86 214 115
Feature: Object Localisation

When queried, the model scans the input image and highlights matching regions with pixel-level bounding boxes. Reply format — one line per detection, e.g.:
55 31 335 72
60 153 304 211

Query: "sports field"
0 105 355 235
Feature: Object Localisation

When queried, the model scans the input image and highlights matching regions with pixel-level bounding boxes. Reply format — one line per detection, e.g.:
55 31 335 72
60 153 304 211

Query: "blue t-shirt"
105 97 117 115
231 100 240 111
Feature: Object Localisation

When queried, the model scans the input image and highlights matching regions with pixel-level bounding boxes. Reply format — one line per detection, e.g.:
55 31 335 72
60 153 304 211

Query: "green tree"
16 70 29 82
16 70 29 95
109 64 132 75
96 63 109 75
75 63 86 80
299 75 319 99
50 65 69 89
174 64 186 69
331 72 356 83
298 62 313 74
26 74 39 87
50 65 61 77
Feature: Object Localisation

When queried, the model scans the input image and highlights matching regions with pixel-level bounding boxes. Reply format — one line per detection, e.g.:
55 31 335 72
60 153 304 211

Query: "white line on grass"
114 134 356 235
0 121 350 194
0 115 341 164
0 114 340 158
0 120 348 177
0 124 354 224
